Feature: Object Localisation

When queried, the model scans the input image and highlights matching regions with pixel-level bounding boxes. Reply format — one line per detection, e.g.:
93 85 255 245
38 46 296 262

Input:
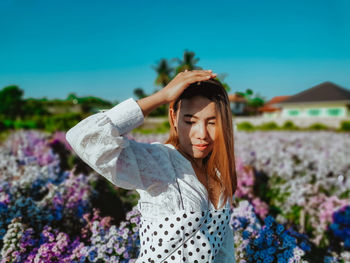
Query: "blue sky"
0 0 349 102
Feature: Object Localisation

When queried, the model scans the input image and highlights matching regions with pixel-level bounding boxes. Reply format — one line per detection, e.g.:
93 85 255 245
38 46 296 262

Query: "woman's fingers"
183 71 217 82
182 69 216 78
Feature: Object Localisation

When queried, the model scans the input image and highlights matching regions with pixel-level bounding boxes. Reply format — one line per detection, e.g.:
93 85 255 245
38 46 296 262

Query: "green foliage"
308 123 329 130
42 112 83 132
236 88 266 114
258 121 279 130
133 88 147 99
22 99 50 116
284 205 303 226
340 121 350 131
282 120 299 130
155 121 170 133
133 120 170 134
78 97 113 114
0 85 24 118
148 104 168 117
236 121 255 131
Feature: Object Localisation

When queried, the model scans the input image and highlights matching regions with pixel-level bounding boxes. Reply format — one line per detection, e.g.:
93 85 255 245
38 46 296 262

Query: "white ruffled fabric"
66 98 235 262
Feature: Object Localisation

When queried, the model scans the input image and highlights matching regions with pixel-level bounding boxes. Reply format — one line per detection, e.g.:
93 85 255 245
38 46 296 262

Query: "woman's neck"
175 145 206 170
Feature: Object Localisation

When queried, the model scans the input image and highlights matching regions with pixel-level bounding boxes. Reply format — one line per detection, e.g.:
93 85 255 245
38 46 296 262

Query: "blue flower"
276 224 284 234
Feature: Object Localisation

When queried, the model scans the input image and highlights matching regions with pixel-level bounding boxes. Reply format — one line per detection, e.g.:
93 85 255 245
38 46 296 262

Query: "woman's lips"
193 144 209 150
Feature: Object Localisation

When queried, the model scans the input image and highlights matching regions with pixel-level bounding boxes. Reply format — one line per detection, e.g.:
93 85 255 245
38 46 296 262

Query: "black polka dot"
157 254 161 258
176 217 181 221
171 255 175 260
170 223 174 227
202 242 206 247
183 213 187 218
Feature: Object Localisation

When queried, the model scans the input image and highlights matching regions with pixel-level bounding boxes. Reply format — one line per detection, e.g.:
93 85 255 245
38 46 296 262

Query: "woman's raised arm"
65 70 216 192
137 69 216 117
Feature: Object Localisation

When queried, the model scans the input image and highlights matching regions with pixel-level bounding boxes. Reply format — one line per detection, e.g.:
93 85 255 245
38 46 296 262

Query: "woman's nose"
195 123 207 139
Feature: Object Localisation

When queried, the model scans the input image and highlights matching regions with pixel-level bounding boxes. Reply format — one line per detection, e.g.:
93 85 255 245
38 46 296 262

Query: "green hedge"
340 121 350 131
0 113 83 132
235 121 339 131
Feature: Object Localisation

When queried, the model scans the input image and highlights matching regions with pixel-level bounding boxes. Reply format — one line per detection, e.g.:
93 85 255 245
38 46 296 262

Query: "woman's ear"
170 107 177 129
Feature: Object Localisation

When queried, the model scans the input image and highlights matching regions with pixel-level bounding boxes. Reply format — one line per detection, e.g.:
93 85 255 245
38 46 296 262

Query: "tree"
133 87 147 100
173 50 201 74
0 85 24 119
236 89 265 115
151 50 234 116
152 59 174 88
214 73 231 93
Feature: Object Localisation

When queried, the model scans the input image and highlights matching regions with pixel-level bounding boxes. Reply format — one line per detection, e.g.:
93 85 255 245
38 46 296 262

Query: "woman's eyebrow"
183 114 216 120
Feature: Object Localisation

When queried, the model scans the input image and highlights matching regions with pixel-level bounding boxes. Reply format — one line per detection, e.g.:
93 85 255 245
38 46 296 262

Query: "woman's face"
171 95 217 161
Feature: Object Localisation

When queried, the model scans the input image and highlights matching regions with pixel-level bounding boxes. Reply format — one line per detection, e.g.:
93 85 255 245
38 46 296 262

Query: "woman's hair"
164 78 237 208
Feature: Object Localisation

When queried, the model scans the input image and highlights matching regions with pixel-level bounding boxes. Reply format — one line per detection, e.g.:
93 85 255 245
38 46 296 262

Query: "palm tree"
174 50 201 74
152 59 174 88
214 73 231 93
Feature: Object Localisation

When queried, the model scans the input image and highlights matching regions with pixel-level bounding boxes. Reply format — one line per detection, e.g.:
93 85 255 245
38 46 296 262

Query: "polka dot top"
66 98 236 263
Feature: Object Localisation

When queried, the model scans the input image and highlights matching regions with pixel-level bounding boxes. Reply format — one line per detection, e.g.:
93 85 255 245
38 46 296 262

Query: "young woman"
66 69 237 262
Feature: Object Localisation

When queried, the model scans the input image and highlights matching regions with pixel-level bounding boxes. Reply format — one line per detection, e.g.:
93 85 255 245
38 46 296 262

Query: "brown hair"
164 78 237 208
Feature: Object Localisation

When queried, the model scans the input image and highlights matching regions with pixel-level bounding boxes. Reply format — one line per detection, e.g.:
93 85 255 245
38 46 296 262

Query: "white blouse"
65 98 235 263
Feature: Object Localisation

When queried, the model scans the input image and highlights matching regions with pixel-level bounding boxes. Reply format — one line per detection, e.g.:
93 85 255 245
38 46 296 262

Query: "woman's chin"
192 150 210 159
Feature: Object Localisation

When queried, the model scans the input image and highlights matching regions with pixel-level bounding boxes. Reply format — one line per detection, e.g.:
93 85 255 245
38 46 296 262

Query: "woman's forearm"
136 91 167 118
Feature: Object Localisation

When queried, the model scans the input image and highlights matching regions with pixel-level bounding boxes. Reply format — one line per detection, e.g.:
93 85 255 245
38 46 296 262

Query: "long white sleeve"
65 98 175 193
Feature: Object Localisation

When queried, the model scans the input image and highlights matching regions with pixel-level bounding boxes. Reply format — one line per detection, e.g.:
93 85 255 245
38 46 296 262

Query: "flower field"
0 130 349 262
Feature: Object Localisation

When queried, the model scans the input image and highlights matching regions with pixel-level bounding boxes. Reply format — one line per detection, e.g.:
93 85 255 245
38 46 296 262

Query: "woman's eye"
185 121 194 124
209 122 216 125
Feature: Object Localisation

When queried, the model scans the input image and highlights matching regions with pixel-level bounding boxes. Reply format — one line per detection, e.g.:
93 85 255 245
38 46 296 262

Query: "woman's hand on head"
159 69 217 104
